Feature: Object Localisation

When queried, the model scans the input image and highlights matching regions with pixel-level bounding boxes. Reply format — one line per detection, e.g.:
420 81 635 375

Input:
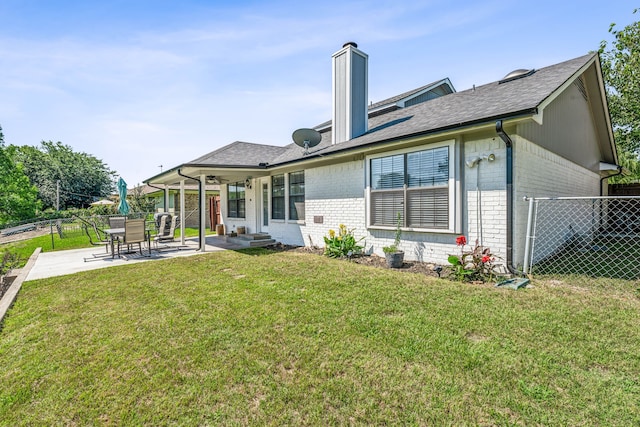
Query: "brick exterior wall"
464 137 508 265
512 135 600 267
299 161 367 249
174 193 214 229
216 135 601 268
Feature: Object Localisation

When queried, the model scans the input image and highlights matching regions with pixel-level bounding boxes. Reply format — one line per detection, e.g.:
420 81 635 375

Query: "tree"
0 126 40 225
127 185 156 214
599 9 640 181
13 141 116 210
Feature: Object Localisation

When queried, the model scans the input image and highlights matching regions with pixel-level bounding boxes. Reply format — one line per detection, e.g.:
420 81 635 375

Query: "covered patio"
144 142 287 253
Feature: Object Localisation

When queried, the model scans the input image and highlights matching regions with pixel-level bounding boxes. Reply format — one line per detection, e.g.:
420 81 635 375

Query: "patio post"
199 174 206 252
180 180 186 245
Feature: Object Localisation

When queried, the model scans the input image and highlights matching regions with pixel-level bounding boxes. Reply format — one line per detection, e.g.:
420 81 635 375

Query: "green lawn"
531 236 640 280
0 249 639 425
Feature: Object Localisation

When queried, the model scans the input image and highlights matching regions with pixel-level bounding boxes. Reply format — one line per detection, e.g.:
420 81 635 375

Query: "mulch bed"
266 243 443 278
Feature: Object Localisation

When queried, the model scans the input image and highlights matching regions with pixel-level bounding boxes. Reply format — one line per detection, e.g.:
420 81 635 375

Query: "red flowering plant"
447 236 499 282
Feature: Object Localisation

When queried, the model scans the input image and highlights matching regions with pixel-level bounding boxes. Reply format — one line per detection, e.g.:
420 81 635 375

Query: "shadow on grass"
531 236 640 280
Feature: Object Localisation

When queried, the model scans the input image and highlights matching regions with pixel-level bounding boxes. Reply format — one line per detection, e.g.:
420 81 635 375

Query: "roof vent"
499 68 535 84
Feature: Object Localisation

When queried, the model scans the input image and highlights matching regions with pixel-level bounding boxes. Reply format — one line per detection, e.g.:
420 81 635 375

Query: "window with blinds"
370 146 450 229
271 174 285 220
288 171 305 221
227 182 246 218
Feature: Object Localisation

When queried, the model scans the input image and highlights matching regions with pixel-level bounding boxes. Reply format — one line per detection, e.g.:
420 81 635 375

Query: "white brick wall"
463 138 508 264
298 148 468 265
292 139 510 266
298 161 367 248
512 136 600 266
216 133 600 269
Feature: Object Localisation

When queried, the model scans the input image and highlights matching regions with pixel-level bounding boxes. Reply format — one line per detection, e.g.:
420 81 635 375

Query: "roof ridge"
369 79 450 107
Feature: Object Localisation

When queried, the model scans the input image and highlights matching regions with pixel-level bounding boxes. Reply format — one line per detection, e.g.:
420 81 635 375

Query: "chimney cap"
342 41 358 49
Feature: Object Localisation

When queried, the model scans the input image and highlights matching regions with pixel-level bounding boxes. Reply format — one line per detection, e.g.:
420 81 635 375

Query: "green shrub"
323 224 364 258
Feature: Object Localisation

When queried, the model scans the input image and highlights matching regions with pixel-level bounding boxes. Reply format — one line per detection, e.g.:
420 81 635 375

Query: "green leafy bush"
323 224 364 258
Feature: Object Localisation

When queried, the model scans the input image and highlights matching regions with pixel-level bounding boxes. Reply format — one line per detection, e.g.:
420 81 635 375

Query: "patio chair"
74 216 111 261
83 222 109 248
154 215 167 240
109 216 126 229
154 215 177 247
81 223 113 261
117 219 148 259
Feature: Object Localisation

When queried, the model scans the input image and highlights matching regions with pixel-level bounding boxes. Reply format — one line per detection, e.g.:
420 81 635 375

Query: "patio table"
103 228 124 258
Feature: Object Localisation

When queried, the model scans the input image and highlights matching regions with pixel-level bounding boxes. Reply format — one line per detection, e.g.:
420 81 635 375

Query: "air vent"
499 68 536 84
574 76 588 101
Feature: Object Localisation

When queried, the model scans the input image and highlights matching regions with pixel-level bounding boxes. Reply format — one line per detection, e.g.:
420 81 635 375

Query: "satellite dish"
292 128 322 155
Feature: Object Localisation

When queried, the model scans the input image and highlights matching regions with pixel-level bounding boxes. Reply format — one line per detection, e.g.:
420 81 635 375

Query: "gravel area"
0 228 50 245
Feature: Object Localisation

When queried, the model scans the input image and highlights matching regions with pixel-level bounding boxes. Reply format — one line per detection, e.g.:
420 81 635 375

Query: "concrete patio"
25 236 245 281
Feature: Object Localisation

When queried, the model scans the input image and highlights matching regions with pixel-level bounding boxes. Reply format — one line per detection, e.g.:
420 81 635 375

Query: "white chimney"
332 42 368 144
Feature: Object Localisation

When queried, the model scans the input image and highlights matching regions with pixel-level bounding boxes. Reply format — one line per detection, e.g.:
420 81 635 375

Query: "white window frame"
227 181 246 219
365 139 456 233
288 170 305 223
271 174 286 221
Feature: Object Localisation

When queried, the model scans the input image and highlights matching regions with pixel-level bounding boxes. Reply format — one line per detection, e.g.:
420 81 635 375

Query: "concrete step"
236 233 272 241
247 239 276 247
224 233 276 248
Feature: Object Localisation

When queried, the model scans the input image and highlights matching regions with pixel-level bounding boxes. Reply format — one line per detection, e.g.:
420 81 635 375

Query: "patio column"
180 179 185 245
199 174 207 252
163 185 169 212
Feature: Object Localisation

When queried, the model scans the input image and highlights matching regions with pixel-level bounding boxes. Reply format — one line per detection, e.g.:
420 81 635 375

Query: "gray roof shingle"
187 141 289 167
190 53 596 168
270 53 595 164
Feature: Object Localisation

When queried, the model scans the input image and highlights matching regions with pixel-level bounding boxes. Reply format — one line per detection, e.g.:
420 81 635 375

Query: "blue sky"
0 0 635 187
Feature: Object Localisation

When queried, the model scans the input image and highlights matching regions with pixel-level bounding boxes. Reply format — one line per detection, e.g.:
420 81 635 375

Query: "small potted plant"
383 213 404 268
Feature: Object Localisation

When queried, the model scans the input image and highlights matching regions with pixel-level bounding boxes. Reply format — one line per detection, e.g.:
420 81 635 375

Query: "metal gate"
523 196 640 280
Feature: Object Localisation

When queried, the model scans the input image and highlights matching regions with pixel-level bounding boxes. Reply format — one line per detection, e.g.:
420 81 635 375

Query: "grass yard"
0 249 639 425
531 236 640 280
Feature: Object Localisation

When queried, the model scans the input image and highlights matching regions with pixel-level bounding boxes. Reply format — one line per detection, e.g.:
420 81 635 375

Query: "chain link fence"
0 213 154 251
523 196 640 280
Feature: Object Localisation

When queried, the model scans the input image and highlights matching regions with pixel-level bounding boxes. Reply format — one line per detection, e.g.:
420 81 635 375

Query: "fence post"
49 220 55 250
523 196 535 275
